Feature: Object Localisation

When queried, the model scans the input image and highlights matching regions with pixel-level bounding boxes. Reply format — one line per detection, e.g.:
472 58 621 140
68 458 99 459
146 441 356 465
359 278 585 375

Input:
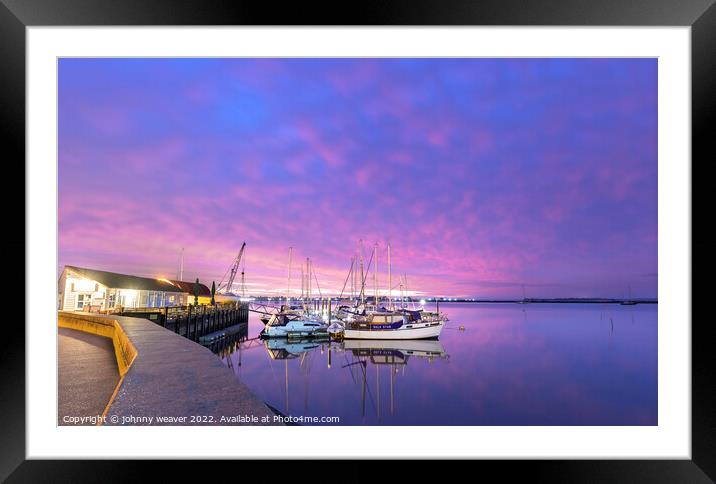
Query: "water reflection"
341 339 448 365
214 303 657 425
265 338 328 360
207 323 249 359
253 337 450 418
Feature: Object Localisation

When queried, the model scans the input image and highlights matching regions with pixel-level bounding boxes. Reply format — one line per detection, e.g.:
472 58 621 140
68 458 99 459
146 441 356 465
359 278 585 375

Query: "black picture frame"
3 0 713 481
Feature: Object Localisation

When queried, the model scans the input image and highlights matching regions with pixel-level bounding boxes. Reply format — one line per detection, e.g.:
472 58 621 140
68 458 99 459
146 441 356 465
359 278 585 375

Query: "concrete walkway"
105 314 278 425
58 327 119 425
59 312 279 425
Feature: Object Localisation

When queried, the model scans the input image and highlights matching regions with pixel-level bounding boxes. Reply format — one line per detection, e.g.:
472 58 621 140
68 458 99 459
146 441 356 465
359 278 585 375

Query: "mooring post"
187 304 192 338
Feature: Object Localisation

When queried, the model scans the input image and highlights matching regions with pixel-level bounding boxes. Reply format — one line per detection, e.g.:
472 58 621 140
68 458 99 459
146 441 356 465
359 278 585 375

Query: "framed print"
4 0 714 480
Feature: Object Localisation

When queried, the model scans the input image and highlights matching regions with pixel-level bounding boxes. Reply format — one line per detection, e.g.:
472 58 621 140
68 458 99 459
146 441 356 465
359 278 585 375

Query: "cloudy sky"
58 58 657 298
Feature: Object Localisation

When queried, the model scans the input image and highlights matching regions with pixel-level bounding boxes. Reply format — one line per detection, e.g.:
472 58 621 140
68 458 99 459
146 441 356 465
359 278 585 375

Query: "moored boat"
339 308 447 340
260 312 328 339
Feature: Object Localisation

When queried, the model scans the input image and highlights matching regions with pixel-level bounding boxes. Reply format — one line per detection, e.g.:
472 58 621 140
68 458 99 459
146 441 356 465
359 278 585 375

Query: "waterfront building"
57 265 211 311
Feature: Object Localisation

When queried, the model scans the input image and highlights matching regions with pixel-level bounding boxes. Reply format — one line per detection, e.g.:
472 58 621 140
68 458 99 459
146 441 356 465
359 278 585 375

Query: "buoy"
459 325 465 331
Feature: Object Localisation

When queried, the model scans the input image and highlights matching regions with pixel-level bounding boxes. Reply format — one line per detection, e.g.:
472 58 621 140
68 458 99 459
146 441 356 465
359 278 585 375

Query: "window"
76 294 90 309
108 293 116 308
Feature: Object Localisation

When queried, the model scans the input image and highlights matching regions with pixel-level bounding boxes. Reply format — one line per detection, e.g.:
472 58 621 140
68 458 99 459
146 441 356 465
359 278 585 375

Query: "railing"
117 302 249 343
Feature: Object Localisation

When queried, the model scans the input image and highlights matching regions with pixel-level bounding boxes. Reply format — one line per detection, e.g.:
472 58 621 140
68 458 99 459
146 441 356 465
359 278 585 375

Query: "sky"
58 58 657 299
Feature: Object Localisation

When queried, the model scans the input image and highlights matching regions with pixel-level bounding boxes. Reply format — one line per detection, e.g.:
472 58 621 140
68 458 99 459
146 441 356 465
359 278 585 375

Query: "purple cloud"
59 58 657 298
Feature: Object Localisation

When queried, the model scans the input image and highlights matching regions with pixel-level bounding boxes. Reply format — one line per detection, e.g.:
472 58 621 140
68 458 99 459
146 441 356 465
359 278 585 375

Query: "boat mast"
350 256 355 301
359 240 365 305
373 243 378 309
286 247 293 308
308 258 312 304
388 242 392 310
355 252 359 304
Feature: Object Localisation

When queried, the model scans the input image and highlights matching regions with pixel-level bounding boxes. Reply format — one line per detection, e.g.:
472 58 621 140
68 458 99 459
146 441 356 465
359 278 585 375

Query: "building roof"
169 280 212 296
63 265 211 294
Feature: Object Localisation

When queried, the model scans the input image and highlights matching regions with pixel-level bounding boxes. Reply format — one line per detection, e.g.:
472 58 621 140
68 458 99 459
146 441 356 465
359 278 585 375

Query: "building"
58 265 212 312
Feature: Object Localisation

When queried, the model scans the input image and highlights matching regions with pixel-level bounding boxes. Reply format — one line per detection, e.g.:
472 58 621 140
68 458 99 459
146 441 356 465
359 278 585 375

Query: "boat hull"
261 320 328 339
342 321 445 340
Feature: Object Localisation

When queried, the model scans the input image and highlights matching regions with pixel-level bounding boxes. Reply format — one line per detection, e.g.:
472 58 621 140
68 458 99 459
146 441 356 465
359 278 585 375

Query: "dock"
118 302 249 342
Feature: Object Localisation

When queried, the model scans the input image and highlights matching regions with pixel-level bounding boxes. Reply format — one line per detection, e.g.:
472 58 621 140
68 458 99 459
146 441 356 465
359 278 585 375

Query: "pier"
58 311 278 425
118 302 249 342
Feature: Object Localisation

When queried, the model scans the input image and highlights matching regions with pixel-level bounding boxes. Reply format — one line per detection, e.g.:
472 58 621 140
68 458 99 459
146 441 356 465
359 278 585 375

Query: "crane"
218 242 246 295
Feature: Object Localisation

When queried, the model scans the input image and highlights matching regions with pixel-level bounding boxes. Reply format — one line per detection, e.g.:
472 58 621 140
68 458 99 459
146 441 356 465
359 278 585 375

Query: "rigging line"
343 354 359 384
338 258 355 299
359 359 379 415
311 263 323 298
359 250 375 296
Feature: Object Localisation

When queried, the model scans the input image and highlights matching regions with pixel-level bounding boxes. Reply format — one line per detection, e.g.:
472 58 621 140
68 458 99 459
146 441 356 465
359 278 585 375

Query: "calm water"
214 303 657 425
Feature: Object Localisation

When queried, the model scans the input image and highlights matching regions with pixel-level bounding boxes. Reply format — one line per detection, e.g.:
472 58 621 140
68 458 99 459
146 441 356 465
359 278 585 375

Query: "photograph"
56 57 658 427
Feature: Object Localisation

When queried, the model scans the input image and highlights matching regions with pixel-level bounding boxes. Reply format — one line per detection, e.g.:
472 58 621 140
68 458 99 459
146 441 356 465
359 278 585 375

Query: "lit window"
76 294 90 309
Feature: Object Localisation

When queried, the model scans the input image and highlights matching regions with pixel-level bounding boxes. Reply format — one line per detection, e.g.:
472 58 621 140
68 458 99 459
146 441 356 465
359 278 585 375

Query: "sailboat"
332 242 448 340
261 248 330 339
340 308 447 340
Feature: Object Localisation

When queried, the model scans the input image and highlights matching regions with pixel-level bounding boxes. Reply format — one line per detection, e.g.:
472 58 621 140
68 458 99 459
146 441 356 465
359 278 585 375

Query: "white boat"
261 247 331 339
331 242 450 340
261 313 328 339
340 309 446 340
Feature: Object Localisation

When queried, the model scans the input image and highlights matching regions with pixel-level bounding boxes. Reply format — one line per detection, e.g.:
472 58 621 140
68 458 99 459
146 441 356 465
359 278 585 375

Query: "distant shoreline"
430 299 657 305
249 297 657 305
